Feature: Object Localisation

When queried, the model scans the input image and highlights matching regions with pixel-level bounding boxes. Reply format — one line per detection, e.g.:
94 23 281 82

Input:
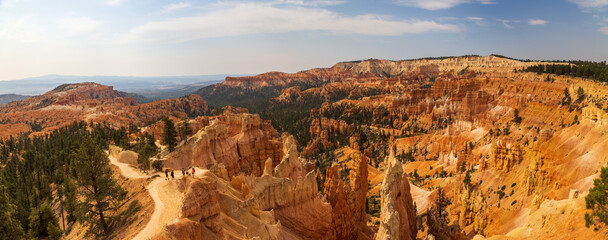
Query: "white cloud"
163 2 192 12
125 2 459 43
497 19 520 29
600 26 608 35
467 16 488 26
107 0 126 6
466 17 483 21
569 0 608 8
528 19 548 25
58 17 102 36
394 0 495 10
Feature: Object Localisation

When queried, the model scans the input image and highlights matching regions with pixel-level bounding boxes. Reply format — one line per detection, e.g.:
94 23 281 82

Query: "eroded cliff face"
491 141 523 171
453 182 488 235
163 112 282 177
324 150 370 240
231 135 335 239
375 150 417 240
155 170 283 240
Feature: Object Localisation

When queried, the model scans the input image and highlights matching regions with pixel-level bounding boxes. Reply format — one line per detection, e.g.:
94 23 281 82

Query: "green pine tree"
72 136 126 236
562 88 572 105
178 117 193 141
577 86 585 101
27 202 60 239
513 108 522 124
137 144 155 172
585 166 608 229
162 117 178 152
463 171 472 187
0 183 25 239
63 176 78 223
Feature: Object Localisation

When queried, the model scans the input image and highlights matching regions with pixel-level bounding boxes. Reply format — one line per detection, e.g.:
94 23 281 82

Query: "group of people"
182 167 195 177
164 169 174 180
163 167 196 180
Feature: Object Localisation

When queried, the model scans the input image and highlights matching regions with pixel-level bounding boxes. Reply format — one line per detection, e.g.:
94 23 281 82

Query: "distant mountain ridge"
0 74 249 99
0 82 210 138
0 94 29 105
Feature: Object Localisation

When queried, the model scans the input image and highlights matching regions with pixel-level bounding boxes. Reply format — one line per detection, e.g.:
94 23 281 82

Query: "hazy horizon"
1 0 607 81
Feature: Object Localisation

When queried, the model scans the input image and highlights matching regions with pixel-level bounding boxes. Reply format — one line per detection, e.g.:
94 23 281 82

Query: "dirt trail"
132 178 183 240
108 153 184 240
109 154 148 179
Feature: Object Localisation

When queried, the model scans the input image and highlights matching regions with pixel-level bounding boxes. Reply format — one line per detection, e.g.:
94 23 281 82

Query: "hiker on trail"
171 170 174 179
181 168 185 176
165 169 168 180
192 167 195 177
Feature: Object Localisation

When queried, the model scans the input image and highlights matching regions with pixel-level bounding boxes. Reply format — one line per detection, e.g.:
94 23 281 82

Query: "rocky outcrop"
274 135 305 181
490 141 523 171
455 184 488 235
582 105 608 125
158 170 283 240
324 150 370 240
166 175 222 239
232 135 335 239
375 150 417 240
303 117 354 156
524 153 550 196
163 113 282 177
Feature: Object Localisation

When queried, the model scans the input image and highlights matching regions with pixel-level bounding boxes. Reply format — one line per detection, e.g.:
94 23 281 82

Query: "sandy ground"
410 183 432 213
108 153 185 240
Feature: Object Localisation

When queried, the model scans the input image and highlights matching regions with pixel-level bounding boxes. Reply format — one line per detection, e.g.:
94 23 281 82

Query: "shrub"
152 160 164 172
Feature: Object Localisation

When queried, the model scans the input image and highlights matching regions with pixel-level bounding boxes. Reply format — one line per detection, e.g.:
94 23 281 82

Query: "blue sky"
0 0 607 80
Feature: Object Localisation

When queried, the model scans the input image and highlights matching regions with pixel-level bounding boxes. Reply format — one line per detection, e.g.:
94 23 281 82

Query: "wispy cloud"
163 2 192 12
125 2 459 43
568 0 608 8
569 1 607 35
466 16 487 26
528 19 548 25
394 0 495 10
497 19 520 29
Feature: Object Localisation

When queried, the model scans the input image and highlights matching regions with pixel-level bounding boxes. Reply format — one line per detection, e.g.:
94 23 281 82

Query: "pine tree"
63 176 78 223
513 108 522 124
585 166 608 229
162 117 178 152
463 171 472 187
562 88 572 105
0 183 25 239
137 144 155 172
72 136 126 236
178 117 193 141
27 202 60 238
434 186 451 219
577 87 585 101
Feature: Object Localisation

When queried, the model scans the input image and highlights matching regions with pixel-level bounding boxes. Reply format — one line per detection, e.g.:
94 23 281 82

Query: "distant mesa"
0 82 210 139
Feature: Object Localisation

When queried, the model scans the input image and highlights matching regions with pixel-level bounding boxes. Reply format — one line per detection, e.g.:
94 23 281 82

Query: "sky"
0 0 607 80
